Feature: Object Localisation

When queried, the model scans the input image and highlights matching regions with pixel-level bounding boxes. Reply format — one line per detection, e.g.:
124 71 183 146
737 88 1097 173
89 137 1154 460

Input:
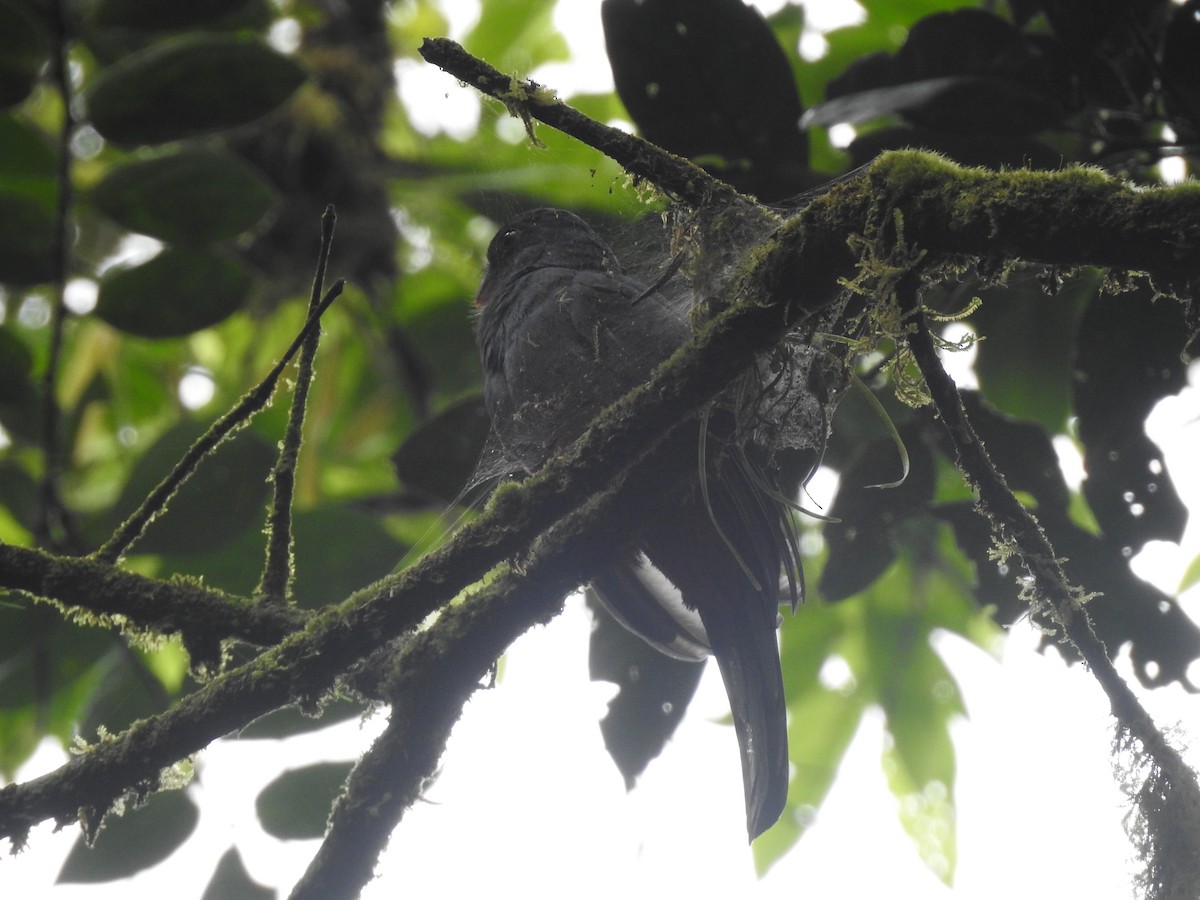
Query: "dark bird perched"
474 207 803 839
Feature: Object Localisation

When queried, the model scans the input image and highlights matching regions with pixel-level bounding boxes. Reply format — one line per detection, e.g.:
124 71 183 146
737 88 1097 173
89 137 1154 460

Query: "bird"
473 206 800 840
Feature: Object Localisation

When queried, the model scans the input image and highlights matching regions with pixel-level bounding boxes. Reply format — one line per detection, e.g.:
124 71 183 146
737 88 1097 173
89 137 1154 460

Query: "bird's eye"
488 226 522 265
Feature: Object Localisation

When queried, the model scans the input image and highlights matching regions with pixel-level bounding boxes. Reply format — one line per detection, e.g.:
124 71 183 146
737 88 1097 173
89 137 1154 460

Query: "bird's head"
475 208 621 308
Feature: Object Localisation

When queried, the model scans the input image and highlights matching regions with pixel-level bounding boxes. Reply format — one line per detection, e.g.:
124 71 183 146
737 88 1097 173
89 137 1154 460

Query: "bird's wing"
591 553 711 661
489 265 687 471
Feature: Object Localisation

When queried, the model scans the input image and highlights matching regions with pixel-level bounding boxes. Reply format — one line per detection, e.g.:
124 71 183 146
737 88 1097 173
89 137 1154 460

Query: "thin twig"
36 0 77 552
899 273 1137 722
418 37 751 212
92 281 345 564
900 272 1200 897
257 206 338 603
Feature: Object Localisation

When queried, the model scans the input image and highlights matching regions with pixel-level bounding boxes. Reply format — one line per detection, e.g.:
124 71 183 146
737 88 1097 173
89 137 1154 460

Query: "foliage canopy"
1 0 1199 896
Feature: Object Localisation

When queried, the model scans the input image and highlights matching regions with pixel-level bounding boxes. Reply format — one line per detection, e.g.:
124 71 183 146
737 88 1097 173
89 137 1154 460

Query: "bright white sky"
9 1 1200 897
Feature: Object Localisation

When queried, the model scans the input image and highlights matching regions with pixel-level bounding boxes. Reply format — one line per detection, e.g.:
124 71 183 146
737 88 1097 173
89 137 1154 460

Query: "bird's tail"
640 480 791 840
696 578 789 840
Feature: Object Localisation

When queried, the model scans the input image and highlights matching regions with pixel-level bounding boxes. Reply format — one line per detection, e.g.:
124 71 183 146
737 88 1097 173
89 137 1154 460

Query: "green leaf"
0 114 58 190
860 563 967 884
0 460 38 529
0 601 117 776
390 268 481 396
201 847 274 900
256 761 354 840
1181 552 1200 595
0 190 56 284
390 121 648 217
767 3 805 58
90 150 277 244
0 609 101 712
291 506 411 609
819 424 936 601
1072 285 1189 551
0 325 34 397
85 33 306 145
92 0 255 30
0 703 40 782
79 643 183 737
970 269 1098 434
883 742 956 885
894 0 982 20
564 91 629 126
58 789 200 883
95 247 252 337
791 524 983 881
0 0 49 109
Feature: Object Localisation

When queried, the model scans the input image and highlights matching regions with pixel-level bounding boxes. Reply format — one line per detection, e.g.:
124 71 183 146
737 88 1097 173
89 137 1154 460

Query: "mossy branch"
899 272 1200 900
289 445 667 900
418 37 753 213
0 543 307 659
256 205 338 604
421 39 1200 293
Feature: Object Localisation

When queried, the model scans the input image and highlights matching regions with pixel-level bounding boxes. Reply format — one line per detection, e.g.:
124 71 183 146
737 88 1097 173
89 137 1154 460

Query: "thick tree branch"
421 39 1200 291
859 155 1200 290
0 543 307 650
